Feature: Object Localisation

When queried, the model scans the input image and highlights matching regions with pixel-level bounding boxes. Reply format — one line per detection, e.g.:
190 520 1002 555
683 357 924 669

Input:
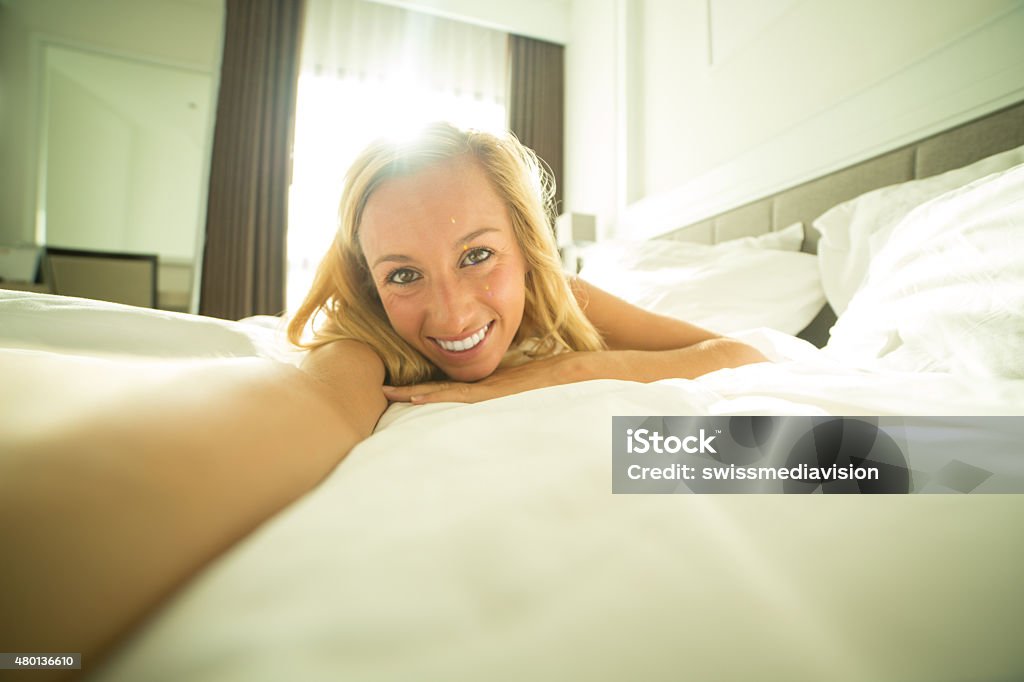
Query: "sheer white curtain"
287 0 509 312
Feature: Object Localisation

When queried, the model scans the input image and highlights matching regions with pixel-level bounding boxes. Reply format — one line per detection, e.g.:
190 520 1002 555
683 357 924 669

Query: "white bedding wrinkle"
826 162 1024 379
812 144 1024 314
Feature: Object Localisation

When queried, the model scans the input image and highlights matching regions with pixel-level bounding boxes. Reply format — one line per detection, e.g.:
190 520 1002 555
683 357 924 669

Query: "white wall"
565 0 1024 239
563 0 619 238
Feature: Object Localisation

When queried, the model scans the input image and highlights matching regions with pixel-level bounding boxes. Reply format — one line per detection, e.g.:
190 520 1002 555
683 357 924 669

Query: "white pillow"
578 223 826 336
582 221 804 273
812 144 1024 314
713 220 806 252
826 162 1024 379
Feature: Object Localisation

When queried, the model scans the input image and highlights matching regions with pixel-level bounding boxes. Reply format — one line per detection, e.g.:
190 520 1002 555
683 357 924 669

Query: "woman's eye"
461 247 493 267
386 268 421 285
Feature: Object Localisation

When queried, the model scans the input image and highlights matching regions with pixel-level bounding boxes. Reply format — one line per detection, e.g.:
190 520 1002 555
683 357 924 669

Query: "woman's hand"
382 352 588 404
382 337 769 405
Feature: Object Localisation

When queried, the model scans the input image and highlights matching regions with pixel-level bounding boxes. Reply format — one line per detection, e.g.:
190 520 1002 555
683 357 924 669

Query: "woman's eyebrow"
452 227 500 248
371 253 414 269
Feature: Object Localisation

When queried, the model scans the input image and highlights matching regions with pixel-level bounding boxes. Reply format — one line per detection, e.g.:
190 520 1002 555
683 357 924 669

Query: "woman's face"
358 155 529 382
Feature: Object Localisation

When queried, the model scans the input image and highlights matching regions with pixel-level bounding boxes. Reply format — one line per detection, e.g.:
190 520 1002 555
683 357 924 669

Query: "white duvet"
2 292 1023 681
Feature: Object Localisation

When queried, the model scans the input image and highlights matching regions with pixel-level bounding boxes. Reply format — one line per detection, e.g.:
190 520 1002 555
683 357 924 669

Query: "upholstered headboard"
660 100 1024 255
656 100 1024 346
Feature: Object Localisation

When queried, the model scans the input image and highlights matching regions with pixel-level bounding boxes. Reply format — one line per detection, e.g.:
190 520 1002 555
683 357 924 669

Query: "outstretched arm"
0 342 385 681
570 276 765 358
383 278 767 404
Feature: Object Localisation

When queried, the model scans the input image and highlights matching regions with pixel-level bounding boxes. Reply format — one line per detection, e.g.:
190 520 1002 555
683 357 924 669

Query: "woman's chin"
440 357 500 383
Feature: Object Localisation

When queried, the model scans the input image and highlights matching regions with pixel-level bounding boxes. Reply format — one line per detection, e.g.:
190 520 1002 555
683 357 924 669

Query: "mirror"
0 0 223 313
35 43 215 312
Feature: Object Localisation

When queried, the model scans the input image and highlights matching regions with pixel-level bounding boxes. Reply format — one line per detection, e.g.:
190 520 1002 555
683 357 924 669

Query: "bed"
2 101 1024 681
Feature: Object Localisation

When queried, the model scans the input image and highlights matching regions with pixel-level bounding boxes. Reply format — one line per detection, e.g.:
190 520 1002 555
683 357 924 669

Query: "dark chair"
44 247 158 308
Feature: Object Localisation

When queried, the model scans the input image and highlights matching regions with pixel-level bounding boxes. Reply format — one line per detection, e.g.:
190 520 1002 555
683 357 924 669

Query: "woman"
289 122 766 414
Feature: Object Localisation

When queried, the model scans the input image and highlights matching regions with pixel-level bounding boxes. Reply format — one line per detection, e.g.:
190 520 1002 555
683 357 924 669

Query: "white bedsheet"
3 291 1023 680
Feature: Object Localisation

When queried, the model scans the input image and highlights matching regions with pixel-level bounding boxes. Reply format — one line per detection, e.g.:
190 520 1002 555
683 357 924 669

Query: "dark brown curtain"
507 35 565 211
200 0 305 320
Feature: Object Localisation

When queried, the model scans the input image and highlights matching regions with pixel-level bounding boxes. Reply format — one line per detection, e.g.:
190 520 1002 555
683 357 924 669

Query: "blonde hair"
287 122 605 385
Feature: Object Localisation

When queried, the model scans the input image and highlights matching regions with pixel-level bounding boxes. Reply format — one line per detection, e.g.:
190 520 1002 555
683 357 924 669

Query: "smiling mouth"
431 322 491 353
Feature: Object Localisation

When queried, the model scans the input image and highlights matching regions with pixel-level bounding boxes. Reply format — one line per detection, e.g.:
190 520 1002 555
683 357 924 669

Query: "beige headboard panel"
661 100 1024 254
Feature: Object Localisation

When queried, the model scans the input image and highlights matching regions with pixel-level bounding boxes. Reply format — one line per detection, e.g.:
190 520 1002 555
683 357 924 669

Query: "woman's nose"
428 276 476 333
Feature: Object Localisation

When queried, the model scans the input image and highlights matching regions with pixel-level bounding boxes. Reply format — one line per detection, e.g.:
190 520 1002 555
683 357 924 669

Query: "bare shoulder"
303 338 385 380
300 339 387 437
570 276 720 352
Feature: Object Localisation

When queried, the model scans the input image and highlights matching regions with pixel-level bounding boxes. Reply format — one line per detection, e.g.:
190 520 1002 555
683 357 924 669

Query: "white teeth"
436 323 489 352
